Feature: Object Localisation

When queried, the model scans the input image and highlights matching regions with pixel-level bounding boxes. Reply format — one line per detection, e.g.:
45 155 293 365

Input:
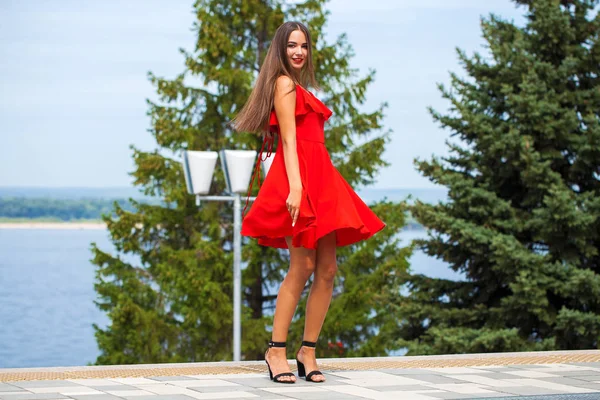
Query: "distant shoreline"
0 222 106 230
0 221 424 231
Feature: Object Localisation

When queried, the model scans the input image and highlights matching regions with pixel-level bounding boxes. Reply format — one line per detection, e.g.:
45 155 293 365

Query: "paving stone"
338 376 434 388
8 358 600 399
354 391 441 400
326 371 399 380
440 374 524 388
466 367 519 374
0 394 71 400
312 384 388 398
396 374 467 384
212 378 271 388
104 396 196 400
424 393 508 400
11 382 81 389
377 384 443 391
108 378 158 386
461 372 526 380
379 368 441 375
181 391 261 399
424 367 497 375
566 383 600 391
501 378 597 394
422 383 505 395
425 393 491 399
449 394 515 398
542 364 599 369
473 395 600 400
27 387 103 395
132 384 190 395
506 364 560 369
159 380 241 388
502 370 559 378
268 391 360 400
495 385 584 396
537 377 600 386
303 376 347 384
470 365 511 372
103 389 156 397
231 390 293 399
293 378 348 386
184 374 265 380
85 385 140 391
0 385 24 393
258 386 329 394
557 371 600 377
571 362 600 368
64 380 116 387
450 393 516 400
565 375 600 382
421 392 512 399
68 396 123 400
187 385 263 393
148 377 197 382
535 366 600 374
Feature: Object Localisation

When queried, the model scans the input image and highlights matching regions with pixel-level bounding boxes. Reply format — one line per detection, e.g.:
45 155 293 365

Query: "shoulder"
275 75 296 95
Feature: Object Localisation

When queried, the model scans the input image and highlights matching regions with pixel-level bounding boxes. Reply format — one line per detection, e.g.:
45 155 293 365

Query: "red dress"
241 84 385 250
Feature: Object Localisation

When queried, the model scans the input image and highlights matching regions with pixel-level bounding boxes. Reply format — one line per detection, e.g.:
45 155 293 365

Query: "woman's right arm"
274 75 302 227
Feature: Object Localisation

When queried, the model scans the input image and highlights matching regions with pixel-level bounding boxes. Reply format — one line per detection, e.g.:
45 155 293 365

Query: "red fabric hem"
242 221 386 250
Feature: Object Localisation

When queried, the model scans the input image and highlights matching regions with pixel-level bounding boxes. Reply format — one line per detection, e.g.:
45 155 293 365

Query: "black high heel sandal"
265 340 296 384
296 340 325 382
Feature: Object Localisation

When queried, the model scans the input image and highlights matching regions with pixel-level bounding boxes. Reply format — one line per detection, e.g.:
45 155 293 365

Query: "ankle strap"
302 340 317 348
268 340 286 348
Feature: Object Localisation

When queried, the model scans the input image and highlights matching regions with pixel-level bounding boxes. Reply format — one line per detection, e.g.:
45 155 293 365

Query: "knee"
315 262 337 285
290 260 316 281
302 262 317 277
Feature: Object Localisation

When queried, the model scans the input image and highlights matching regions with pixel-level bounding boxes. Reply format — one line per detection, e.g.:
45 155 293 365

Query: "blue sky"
0 0 525 189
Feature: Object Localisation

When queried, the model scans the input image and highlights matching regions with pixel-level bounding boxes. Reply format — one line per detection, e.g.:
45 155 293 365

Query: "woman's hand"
286 187 302 227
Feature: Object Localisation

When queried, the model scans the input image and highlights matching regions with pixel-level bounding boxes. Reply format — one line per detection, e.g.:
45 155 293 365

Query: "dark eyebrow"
287 41 307 45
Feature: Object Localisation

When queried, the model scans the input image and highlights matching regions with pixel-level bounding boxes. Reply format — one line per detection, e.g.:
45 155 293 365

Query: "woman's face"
286 29 308 71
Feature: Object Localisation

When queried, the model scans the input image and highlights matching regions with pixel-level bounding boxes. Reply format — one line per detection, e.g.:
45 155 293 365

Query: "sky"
0 0 526 189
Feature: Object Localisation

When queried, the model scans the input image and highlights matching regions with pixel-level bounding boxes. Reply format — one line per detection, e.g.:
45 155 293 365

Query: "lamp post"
181 149 274 362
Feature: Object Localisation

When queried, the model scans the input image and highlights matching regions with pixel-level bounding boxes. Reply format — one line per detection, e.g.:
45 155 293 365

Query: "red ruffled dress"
241 84 385 249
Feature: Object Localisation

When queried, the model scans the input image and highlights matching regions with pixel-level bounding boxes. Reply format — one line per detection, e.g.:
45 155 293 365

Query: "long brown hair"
231 21 319 134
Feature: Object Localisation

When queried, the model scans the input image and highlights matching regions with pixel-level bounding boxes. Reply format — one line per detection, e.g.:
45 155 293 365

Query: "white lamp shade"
182 150 218 195
220 150 257 194
261 153 275 177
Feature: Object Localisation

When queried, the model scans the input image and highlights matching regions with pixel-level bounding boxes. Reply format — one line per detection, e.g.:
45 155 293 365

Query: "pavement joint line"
1 350 600 382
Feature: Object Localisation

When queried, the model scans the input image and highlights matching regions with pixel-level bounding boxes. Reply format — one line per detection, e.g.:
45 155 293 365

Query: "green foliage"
0 197 137 221
92 0 409 364
401 0 600 354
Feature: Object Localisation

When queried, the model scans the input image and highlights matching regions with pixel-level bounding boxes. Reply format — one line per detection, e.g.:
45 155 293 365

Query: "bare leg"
297 231 337 382
266 236 316 383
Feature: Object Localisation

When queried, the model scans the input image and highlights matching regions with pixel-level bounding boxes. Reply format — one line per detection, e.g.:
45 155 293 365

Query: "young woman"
232 21 385 384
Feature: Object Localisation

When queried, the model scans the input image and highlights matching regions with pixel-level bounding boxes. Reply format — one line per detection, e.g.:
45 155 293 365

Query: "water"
0 186 448 204
0 229 110 368
0 228 456 368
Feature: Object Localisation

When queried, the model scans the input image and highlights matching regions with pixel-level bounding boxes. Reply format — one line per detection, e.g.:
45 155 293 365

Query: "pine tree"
399 0 600 355
91 0 408 364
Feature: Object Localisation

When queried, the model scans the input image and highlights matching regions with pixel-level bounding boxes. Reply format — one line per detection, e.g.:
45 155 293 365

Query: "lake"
0 227 458 368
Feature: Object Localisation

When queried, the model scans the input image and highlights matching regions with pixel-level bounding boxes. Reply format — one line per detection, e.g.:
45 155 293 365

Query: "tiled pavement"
3 352 600 399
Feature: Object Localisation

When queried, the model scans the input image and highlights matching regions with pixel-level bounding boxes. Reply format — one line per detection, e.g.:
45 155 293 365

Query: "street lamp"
182 149 273 361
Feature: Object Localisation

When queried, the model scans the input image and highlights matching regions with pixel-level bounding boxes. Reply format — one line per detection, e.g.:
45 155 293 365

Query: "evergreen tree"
399 0 600 354
91 0 408 364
